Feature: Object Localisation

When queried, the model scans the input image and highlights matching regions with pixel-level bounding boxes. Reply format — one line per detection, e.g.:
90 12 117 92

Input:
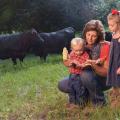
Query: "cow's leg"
39 53 47 62
11 58 17 65
19 58 23 66
19 57 24 63
42 52 47 61
19 55 26 66
43 55 47 61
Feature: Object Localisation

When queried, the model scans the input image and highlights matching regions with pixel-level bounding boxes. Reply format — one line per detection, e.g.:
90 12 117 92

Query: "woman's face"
85 31 98 46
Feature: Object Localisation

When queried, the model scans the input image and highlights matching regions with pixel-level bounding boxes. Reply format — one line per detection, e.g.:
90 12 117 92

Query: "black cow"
0 29 44 65
38 27 75 60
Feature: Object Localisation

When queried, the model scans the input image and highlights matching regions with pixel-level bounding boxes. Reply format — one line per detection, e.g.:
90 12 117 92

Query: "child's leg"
74 80 84 105
68 74 76 104
73 75 87 106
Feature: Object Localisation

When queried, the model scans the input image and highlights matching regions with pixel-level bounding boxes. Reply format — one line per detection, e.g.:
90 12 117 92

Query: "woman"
58 20 111 106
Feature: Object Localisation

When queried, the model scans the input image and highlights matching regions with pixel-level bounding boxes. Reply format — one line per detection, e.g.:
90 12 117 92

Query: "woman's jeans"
58 69 111 106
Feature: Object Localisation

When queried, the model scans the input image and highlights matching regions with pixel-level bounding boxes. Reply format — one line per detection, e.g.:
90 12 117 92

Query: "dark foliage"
0 0 119 33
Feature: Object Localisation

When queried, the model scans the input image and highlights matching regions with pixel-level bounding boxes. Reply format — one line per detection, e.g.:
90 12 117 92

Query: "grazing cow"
0 29 44 65
38 27 75 60
105 31 112 42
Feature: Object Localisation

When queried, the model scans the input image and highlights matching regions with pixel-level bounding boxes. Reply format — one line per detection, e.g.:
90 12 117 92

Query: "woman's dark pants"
58 69 110 106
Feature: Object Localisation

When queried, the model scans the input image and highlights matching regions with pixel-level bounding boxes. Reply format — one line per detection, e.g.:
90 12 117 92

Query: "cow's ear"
31 28 37 35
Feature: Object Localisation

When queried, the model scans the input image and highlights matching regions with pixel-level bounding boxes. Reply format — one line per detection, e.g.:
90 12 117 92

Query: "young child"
62 38 90 109
106 9 120 107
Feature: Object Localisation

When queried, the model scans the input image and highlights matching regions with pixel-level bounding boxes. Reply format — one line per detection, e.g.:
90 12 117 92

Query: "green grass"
0 55 120 120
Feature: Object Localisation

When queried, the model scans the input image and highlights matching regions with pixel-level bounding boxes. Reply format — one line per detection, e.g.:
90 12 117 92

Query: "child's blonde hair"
107 9 120 24
71 38 84 48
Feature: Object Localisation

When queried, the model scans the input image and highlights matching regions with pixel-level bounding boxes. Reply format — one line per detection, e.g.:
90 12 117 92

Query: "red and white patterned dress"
69 51 89 74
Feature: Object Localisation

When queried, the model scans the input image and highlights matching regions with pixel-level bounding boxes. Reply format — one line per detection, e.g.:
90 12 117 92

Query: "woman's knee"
80 70 95 84
58 77 70 93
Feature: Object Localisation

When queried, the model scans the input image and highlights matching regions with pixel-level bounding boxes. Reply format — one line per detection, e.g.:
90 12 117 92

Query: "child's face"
108 19 119 33
72 43 84 55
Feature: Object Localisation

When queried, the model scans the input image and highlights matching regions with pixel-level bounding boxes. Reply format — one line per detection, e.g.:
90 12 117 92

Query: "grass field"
0 55 120 120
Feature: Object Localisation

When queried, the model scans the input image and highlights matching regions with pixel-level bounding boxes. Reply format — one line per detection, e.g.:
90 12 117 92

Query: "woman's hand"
84 59 96 65
91 62 97 69
117 67 120 75
80 59 92 68
85 59 103 65
82 63 91 68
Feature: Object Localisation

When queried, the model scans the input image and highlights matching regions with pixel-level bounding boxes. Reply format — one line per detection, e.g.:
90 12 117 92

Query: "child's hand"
69 61 75 67
71 60 79 65
69 60 78 67
62 47 68 60
117 67 120 75
82 63 91 68
85 59 95 64
70 60 84 68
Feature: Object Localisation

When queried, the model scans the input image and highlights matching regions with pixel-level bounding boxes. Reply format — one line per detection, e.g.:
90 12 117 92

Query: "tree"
0 0 118 33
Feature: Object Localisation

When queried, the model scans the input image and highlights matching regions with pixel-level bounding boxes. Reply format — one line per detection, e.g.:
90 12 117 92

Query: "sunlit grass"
0 55 119 120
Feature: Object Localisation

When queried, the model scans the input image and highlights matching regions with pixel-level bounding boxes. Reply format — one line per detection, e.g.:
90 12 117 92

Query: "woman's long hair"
82 20 105 44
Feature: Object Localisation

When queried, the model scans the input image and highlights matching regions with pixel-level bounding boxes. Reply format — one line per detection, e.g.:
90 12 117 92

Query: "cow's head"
31 28 44 42
28 29 45 55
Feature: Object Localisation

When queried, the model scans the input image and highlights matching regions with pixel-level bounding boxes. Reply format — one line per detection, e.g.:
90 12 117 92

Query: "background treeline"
0 0 120 33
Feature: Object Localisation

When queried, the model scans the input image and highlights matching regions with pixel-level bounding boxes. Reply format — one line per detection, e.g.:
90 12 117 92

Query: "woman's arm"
91 61 108 77
91 42 110 77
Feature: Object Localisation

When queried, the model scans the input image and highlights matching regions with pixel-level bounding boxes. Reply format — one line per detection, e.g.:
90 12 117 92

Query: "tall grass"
0 55 120 120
